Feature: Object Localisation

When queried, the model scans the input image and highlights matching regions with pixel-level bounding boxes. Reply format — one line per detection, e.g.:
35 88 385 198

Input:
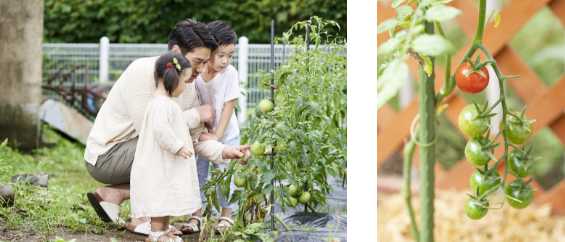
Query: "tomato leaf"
420 53 433 76
424 5 461 22
227 190 243 205
396 5 414 21
494 12 501 28
505 194 523 203
377 19 397 34
261 184 274 195
431 0 454 5
260 169 276 183
391 0 407 8
436 103 449 116
474 69 487 79
377 59 408 111
377 37 400 56
412 34 453 56
277 186 291 197
212 191 221 212
475 53 481 66
219 175 231 201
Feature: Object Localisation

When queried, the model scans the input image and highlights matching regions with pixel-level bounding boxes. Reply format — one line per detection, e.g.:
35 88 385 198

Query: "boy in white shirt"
181 20 240 234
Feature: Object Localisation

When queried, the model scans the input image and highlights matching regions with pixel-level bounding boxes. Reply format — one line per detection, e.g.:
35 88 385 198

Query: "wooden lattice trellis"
377 0 565 214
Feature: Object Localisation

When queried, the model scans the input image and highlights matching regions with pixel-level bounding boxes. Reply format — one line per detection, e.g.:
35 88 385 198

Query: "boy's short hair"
168 18 218 55
207 21 237 46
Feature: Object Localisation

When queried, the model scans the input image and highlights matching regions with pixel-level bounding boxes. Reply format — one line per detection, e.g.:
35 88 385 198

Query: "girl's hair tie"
167 63 172 68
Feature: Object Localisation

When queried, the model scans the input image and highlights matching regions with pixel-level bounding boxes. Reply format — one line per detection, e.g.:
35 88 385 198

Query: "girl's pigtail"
162 66 180 96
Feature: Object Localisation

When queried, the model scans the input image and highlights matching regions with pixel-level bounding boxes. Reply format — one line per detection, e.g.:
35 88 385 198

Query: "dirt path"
0 221 203 242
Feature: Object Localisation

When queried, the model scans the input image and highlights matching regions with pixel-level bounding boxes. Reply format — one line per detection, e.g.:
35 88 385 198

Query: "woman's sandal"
215 217 234 233
180 216 202 234
145 229 182 242
87 192 125 225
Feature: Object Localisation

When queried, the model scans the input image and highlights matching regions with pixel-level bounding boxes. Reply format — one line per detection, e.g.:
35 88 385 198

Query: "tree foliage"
44 0 347 44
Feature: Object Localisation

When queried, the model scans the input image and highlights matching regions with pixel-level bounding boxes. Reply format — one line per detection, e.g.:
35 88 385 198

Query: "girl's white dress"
130 95 201 218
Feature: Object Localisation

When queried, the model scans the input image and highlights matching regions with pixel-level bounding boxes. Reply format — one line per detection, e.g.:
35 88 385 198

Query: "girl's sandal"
145 229 182 242
215 217 234 233
180 216 202 234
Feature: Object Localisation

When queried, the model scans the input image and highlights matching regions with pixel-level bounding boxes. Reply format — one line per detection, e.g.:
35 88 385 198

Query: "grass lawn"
0 127 136 241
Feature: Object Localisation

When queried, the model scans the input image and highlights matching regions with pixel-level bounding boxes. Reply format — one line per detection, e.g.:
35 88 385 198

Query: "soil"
0 221 206 242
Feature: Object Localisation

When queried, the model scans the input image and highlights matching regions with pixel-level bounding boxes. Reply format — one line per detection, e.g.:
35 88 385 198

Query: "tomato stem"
402 138 420 241
417 19 436 242
473 0 488 44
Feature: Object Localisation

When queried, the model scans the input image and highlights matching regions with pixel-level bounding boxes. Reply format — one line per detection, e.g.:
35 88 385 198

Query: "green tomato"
458 104 490 137
470 170 501 196
288 185 298 197
276 123 283 133
275 142 287 152
259 100 274 113
298 191 311 204
234 177 246 188
508 149 534 178
465 137 492 166
465 197 489 220
285 196 298 208
251 141 265 156
506 112 533 144
505 180 534 209
235 163 248 171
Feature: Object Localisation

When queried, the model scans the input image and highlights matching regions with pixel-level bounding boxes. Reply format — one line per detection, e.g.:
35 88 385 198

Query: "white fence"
42 37 346 124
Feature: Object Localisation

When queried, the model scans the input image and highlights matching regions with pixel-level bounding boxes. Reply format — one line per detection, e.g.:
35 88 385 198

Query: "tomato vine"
378 0 537 241
201 16 346 230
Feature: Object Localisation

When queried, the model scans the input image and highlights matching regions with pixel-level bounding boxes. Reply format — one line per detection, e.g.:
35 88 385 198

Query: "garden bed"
378 189 565 242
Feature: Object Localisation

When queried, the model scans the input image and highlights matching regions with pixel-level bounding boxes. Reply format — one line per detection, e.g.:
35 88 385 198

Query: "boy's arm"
212 99 236 139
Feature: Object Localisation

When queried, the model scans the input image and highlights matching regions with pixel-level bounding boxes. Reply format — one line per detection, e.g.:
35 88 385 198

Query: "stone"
0 183 14 207
11 173 49 188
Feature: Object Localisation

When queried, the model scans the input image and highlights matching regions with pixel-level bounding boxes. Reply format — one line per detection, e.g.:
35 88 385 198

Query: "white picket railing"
42 37 346 124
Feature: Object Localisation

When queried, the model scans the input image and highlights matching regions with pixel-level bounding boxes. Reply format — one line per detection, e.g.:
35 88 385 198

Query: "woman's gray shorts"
85 137 138 185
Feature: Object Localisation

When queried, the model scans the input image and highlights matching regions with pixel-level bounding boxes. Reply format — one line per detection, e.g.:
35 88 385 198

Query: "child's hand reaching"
176 146 193 159
198 133 219 142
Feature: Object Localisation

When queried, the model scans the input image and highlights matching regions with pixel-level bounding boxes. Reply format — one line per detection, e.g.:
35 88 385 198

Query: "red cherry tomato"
455 62 490 94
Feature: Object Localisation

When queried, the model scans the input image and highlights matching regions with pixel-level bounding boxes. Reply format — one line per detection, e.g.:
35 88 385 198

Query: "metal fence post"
99 36 109 83
238 36 249 125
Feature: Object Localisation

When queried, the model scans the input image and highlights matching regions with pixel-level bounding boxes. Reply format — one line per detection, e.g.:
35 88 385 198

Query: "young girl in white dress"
130 51 200 242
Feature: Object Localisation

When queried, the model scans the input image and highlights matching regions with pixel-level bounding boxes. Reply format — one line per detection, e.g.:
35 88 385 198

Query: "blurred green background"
43 0 347 44
378 3 565 190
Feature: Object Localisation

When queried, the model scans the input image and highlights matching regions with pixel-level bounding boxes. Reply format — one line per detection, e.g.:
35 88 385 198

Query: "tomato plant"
200 16 346 230
375 0 541 240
